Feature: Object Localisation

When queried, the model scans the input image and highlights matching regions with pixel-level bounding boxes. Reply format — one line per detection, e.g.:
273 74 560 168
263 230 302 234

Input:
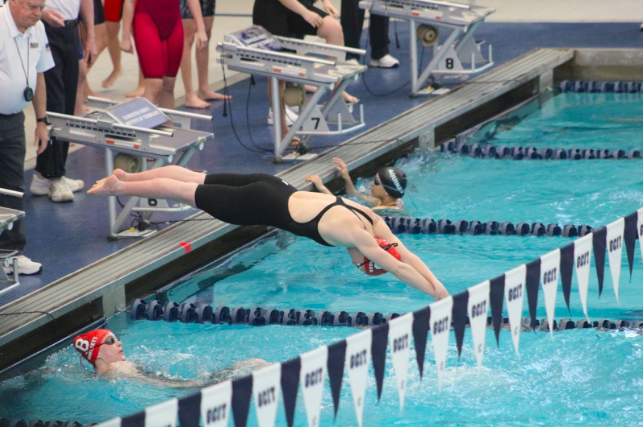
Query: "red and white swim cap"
358 238 402 276
73 329 112 365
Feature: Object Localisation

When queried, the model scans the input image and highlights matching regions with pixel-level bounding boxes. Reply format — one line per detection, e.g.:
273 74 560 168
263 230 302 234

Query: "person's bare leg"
103 21 123 88
84 22 108 97
196 16 230 101
158 76 177 108
143 78 163 106
126 69 146 98
113 165 206 184
75 59 88 115
88 175 198 206
317 16 358 104
180 19 210 108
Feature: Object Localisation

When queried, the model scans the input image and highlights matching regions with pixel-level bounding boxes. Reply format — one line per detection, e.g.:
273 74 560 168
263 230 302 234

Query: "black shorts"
252 0 329 38
180 0 216 19
94 0 105 25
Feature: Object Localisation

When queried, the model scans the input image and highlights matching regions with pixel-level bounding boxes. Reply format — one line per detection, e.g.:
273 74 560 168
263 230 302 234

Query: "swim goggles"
372 176 381 186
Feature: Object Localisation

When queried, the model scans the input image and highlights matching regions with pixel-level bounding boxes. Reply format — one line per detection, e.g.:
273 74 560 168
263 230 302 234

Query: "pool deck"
0 46 577 370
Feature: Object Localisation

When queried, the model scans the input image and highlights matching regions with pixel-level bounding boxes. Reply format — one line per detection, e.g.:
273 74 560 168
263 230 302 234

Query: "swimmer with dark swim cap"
73 329 267 387
89 166 449 300
306 158 407 211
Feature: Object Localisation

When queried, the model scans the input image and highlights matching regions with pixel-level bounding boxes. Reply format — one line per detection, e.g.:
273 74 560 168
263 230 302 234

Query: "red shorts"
133 13 184 79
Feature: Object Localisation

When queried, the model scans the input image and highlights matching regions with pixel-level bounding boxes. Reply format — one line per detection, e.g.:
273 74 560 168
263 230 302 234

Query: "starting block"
0 189 25 295
360 0 495 96
217 26 367 162
47 97 214 239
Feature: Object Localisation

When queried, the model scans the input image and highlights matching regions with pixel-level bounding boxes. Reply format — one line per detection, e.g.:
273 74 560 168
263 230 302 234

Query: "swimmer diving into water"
73 329 267 386
88 167 449 300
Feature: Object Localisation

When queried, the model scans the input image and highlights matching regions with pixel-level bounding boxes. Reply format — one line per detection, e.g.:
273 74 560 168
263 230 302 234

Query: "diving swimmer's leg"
88 176 198 206
112 165 207 184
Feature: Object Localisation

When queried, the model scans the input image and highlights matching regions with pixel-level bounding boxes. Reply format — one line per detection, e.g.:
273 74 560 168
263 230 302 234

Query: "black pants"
36 23 80 179
0 113 27 252
341 0 390 60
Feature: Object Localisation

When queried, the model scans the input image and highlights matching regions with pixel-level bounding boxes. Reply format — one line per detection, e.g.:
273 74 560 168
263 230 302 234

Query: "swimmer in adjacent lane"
306 157 406 211
88 167 449 300
73 329 267 387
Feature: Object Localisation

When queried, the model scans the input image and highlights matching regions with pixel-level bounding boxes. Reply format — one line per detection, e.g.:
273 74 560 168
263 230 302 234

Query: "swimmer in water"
73 329 267 387
88 167 449 300
306 157 406 211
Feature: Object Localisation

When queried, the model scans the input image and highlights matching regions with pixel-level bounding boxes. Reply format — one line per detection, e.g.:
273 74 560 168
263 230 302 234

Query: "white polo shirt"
0 5 55 115
43 0 81 21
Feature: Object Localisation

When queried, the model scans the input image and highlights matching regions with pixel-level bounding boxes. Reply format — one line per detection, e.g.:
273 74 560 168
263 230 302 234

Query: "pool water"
2 92 643 426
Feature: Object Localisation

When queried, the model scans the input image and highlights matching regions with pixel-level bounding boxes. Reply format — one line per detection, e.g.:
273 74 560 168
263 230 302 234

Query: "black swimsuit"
194 173 373 246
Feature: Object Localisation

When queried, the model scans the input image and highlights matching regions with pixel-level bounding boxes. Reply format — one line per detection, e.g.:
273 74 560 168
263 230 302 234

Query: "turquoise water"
2 93 643 426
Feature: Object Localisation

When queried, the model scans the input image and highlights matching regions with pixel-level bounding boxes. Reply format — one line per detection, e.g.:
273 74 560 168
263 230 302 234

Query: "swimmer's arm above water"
333 158 382 206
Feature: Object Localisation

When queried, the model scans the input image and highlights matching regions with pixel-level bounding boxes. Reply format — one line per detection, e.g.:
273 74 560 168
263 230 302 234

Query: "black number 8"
446 58 454 69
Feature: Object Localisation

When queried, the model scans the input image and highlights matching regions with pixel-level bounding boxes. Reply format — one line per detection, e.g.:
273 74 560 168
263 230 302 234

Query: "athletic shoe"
640 23 643 31
49 178 74 202
267 107 299 126
29 174 52 196
345 58 360 66
3 255 42 275
61 176 85 193
370 54 400 68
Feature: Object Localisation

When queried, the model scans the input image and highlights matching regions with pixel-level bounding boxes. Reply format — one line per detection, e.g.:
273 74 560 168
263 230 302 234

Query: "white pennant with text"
300 346 328 427
388 313 414 411
540 249 561 337
467 281 489 367
145 398 178 427
200 380 232 427
345 329 372 427
252 364 281 427
430 296 453 389
504 264 526 354
574 233 593 321
606 218 624 303
638 208 643 267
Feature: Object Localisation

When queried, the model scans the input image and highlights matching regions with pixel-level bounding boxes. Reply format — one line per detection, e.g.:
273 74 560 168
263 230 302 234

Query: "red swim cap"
73 329 112 365
358 238 402 276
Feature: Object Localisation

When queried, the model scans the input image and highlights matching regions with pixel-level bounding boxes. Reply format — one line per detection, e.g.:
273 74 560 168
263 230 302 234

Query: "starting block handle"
47 112 174 137
275 36 366 57
237 44 336 66
86 96 118 109
0 188 23 198
158 108 213 122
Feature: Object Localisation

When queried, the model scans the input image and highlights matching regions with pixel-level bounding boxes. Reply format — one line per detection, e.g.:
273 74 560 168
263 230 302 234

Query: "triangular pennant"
412 306 430 379
280 358 301 427
145 398 178 427
540 249 561 337
525 258 541 330
346 330 372 427
232 376 253 427
606 218 625 303
451 291 469 358
300 346 328 427
489 274 506 346
593 226 607 297
504 264 526 355
252 364 281 427
388 313 414 412
429 296 453 389
327 340 347 420
624 212 637 280
638 208 643 269
371 323 389 401
97 417 122 427
467 281 489 366
560 243 575 314
574 233 593 321
178 392 201 427
121 412 144 427
200 380 232 427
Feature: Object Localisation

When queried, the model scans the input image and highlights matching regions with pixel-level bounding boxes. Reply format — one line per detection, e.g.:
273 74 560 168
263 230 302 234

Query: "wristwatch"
36 116 50 125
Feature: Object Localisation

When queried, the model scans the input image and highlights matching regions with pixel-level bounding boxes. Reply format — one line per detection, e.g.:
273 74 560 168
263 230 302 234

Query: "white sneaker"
369 54 400 68
30 174 52 196
345 58 360 66
640 23 643 31
3 255 42 275
267 107 299 126
49 178 74 202
61 176 84 193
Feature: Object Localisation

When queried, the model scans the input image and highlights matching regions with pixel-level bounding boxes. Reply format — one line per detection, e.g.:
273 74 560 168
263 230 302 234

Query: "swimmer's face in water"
96 334 126 365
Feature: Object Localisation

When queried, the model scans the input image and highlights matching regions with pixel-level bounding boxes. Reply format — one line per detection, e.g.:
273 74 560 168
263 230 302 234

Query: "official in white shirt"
29 0 97 203
0 0 55 274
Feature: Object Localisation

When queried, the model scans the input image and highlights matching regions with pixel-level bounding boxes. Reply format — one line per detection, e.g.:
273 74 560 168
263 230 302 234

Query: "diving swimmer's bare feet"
184 93 211 109
126 85 145 98
88 175 120 195
112 168 128 180
102 67 123 89
197 89 231 101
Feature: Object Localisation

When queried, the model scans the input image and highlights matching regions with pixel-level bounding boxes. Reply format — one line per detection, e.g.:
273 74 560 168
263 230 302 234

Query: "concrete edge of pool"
0 47 583 374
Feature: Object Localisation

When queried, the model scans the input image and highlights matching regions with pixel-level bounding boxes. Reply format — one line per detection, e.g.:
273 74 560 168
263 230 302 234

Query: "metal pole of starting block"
0 189 24 198
409 19 418 95
105 147 117 238
271 77 282 157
